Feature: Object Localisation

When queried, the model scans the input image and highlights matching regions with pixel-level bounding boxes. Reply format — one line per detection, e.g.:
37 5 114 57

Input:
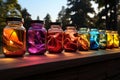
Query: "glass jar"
89 28 99 50
106 30 114 49
47 22 63 53
99 30 107 49
3 18 26 57
3 9 26 57
28 20 47 55
78 27 90 51
112 31 119 48
64 25 78 52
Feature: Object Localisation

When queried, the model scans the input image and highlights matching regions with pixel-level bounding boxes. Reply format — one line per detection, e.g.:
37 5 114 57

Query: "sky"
18 0 67 21
18 0 98 21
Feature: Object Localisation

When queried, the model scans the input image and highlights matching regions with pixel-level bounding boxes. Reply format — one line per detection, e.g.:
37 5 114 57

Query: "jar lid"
50 22 61 25
81 25 88 28
6 17 22 22
65 24 75 27
31 20 44 24
77 25 87 28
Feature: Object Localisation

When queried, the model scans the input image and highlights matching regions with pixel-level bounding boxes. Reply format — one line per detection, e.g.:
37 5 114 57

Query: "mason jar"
89 28 99 50
64 25 78 52
106 30 114 49
78 27 90 51
28 20 47 55
112 31 119 48
47 22 63 53
99 30 107 49
3 17 26 57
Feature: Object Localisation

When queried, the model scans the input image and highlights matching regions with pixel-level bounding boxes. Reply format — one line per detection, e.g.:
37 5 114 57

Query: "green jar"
99 30 107 49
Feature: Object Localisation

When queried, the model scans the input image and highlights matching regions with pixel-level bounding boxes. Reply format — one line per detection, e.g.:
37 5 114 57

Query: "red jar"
47 22 63 53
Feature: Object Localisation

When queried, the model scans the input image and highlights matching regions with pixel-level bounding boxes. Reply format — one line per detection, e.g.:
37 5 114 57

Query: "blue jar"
89 28 99 50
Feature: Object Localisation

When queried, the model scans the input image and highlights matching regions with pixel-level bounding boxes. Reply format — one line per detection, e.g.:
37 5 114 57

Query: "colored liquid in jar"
64 33 77 52
28 29 46 54
78 34 89 51
47 32 63 53
3 28 26 57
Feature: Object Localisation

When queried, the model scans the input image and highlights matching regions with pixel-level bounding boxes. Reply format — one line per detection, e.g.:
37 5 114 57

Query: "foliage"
93 0 120 30
44 13 51 30
0 0 21 27
57 6 71 30
67 0 95 28
21 8 32 31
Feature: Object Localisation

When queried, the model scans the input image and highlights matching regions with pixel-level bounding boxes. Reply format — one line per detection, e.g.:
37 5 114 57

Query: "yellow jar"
112 31 119 48
106 30 114 49
78 28 90 51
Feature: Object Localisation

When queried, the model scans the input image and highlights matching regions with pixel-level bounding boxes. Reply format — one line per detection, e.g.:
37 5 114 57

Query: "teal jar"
89 28 99 50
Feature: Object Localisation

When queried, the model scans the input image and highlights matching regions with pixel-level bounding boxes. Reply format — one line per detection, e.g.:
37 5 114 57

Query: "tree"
57 6 71 30
93 0 120 30
67 0 95 28
44 13 51 30
0 0 21 27
21 8 32 31
37 16 40 20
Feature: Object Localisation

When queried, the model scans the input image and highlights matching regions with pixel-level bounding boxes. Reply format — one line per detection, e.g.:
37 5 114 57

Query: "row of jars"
2 18 119 57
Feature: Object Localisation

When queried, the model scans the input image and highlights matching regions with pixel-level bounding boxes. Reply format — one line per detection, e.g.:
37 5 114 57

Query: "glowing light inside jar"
3 28 26 56
106 30 114 49
53 35 56 38
63 27 78 52
28 22 47 55
9 40 13 45
47 32 63 53
78 34 90 51
113 31 119 48
78 28 90 51
90 29 99 50
99 30 107 49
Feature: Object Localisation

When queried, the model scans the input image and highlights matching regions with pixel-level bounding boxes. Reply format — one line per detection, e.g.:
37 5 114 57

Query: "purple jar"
28 20 47 55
